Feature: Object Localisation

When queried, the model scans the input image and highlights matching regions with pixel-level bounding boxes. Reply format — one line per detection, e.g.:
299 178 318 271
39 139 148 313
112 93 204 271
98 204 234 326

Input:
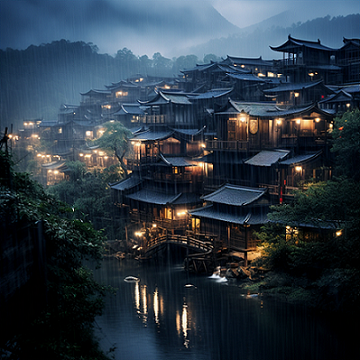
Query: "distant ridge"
188 13 360 59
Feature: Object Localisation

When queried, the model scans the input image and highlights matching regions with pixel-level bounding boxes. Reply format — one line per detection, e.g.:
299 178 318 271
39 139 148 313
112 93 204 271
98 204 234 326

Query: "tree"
94 121 132 179
253 110 360 313
0 151 113 359
331 109 360 181
203 53 221 64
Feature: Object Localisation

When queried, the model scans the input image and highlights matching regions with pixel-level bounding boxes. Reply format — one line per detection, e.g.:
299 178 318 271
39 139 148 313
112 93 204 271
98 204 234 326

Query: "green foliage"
254 110 360 313
0 151 112 359
94 121 132 178
331 109 360 181
48 162 124 240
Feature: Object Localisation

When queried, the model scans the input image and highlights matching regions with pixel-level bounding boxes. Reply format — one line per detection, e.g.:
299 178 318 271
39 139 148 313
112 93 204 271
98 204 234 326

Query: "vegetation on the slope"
92 121 133 178
0 152 113 360
48 160 126 241
251 110 360 314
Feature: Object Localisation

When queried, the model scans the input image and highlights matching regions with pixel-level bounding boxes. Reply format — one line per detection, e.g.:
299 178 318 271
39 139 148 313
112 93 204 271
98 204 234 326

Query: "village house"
32 35 359 264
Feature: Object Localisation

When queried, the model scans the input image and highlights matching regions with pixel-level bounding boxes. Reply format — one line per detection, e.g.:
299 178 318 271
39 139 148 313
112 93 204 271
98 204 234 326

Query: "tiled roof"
202 184 267 206
39 120 58 127
110 176 142 191
172 128 204 136
126 188 181 205
172 192 202 205
131 130 174 141
270 36 335 52
227 73 268 82
245 150 290 167
279 152 321 166
113 104 146 116
263 80 324 93
159 154 196 167
189 205 268 225
162 92 192 105
217 100 279 117
193 88 233 100
223 56 273 67
80 89 111 96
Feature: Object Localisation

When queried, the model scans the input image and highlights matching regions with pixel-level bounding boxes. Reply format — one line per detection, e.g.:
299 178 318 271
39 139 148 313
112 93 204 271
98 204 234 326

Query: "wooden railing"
145 234 214 255
205 140 249 152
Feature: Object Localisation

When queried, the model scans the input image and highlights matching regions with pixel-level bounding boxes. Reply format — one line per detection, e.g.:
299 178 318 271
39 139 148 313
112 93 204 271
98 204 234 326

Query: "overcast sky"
1 0 359 57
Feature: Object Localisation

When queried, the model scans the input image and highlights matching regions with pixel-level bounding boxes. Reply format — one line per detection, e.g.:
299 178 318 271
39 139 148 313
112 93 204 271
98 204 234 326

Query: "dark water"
93 258 357 360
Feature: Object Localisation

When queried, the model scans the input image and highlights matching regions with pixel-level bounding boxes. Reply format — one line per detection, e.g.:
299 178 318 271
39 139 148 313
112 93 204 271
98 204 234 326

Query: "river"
93 257 357 360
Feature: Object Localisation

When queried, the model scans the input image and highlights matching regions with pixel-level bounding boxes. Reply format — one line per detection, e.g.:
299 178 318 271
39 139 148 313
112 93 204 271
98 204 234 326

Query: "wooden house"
112 103 146 128
271 35 342 83
262 80 334 106
220 56 276 78
111 128 205 243
204 99 333 191
138 90 195 128
189 184 270 265
335 38 360 84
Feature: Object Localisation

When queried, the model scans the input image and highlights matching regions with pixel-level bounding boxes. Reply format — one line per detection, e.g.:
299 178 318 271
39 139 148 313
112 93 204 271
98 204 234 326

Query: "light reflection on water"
94 258 358 360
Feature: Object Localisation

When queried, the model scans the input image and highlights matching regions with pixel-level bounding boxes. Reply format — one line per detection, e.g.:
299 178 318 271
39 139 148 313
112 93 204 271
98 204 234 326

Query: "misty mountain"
1 14 359 131
0 0 240 57
189 13 360 59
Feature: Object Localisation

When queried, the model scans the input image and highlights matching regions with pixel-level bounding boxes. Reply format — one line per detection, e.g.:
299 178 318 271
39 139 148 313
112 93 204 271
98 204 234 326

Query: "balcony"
142 114 167 124
152 172 194 183
206 140 249 152
130 211 189 231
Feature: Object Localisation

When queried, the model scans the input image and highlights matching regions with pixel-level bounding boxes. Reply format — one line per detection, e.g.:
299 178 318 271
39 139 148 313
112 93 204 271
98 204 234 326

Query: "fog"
1 0 359 58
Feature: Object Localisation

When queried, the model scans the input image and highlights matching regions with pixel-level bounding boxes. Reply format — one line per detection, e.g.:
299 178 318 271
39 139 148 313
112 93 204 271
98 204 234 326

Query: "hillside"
190 14 360 59
0 14 358 130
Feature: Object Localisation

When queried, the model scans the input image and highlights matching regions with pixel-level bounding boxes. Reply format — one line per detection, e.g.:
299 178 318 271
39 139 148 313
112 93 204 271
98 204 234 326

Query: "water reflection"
129 276 193 347
94 259 359 360
181 302 190 348
153 287 159 325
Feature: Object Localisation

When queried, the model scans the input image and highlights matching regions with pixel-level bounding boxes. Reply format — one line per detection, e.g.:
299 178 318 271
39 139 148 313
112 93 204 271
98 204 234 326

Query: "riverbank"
103 240 360 319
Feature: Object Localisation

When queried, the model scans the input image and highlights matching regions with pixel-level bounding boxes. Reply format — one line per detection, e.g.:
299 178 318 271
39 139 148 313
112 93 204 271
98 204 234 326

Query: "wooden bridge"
142 233 218 273
144 234 214 257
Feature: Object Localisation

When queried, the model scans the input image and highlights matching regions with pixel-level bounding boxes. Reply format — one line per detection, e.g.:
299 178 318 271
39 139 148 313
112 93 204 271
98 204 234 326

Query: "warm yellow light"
200 143 206 148
177 210 187 217
239 116 246 123
294 92 300 98
296 119 301 124
276 119 282 125
295 166 302 172
315 118 321 122
79 153 84 157
85 154 91 158
346 103 351 108
152 223 157 228
336 230 342 237
37 153 42 157
54 170 59 174
86 131 92 137
135 231 143 237
104 156 108 160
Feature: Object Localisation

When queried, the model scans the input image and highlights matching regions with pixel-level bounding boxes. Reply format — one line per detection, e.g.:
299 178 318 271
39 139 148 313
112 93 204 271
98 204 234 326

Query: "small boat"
124 276 140 283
